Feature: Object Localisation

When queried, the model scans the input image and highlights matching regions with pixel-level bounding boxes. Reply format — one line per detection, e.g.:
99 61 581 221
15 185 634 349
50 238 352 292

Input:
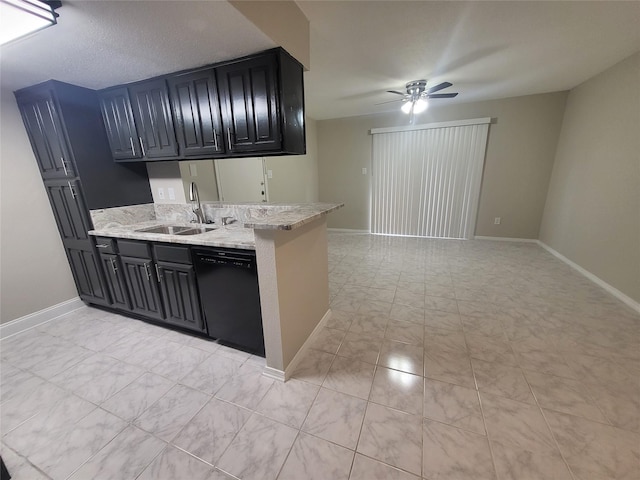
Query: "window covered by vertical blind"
371 119 490 239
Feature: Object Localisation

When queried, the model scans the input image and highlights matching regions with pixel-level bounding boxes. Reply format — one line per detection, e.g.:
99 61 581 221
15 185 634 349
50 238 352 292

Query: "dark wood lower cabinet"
100 253 131 310
120 256 165 321
157 261 204 332
91 239 206 334
65 245 110 306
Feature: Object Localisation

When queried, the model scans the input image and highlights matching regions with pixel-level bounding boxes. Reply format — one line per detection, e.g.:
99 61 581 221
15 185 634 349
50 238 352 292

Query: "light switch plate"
168 187 175 200
494 217 501 225
267 170 273 179
362 167 367 175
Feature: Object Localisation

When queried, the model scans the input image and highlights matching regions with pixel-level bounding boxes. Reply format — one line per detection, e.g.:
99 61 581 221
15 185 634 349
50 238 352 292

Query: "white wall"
0 89 78 323
179 160 220 201
264 117 319 203
146 161 187 204
540 52 640 304
317 92 568 238
146 118 320 204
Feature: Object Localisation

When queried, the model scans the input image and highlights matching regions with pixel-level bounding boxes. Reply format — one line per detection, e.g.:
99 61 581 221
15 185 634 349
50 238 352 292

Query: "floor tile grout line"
508 329 579 480
460 315 500 480
0 442 53 480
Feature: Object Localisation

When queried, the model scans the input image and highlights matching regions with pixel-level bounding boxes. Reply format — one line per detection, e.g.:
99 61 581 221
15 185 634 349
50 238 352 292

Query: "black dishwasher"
192 248 265 356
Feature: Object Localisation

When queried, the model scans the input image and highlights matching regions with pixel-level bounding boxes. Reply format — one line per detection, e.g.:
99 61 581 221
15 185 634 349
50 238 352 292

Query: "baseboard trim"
474 236 538 243
537 241 640 314
262 309 332 382
0 297 85 340
262 367 286 382
327 228 370 234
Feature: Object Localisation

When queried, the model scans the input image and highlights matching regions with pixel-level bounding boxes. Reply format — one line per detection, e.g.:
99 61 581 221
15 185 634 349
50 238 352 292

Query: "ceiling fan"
378 80 458 122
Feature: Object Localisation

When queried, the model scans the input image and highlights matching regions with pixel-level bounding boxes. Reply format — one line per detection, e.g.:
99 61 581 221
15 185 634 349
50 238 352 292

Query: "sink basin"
135 225 196 235
176 226 217 235
134 225 217 235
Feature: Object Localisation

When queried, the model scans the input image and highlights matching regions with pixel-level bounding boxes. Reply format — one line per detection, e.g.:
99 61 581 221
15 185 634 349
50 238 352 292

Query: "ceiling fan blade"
427 92 458 99
386 90 407 96
375 99 405 105
426 82 452 94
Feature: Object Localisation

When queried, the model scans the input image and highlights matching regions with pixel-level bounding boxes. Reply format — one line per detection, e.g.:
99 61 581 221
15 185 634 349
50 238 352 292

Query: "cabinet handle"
155 263 162 281
129 137 136 156
68 181 77 199
96 244 110 249
139 136 146 157
143 262 151 280
110 258 118 274
227 128 232 150
61 157 68 176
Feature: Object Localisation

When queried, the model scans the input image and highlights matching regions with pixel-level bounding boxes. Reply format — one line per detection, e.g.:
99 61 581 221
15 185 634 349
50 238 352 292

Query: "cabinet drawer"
154 244 191 264
117 239 151 258
94 237 117 254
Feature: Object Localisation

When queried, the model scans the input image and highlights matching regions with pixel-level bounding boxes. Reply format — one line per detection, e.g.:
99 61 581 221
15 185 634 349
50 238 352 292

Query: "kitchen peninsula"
89 202 343 380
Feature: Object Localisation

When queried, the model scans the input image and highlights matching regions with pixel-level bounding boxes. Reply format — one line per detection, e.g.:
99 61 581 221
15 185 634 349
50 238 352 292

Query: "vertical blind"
371 119 490 239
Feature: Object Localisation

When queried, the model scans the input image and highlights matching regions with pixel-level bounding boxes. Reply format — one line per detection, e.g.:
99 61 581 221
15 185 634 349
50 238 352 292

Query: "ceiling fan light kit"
381 79 458 121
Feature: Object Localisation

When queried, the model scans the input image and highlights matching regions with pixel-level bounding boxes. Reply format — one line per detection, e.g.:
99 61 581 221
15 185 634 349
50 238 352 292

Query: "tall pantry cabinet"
14 80 153 306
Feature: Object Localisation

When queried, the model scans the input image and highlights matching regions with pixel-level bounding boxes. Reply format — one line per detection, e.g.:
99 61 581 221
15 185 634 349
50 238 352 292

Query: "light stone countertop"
90 220 256 250
88 202 344 250
239 202 344 230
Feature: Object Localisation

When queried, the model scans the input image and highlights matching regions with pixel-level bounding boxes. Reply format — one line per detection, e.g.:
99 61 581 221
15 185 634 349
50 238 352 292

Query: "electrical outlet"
267 170 273 179
362 167 367 175
168 187 175 200
494 217 501 225
157 187 165 200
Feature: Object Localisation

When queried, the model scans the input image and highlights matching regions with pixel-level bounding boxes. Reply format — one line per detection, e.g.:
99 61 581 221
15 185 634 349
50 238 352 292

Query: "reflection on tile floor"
2 233 639 479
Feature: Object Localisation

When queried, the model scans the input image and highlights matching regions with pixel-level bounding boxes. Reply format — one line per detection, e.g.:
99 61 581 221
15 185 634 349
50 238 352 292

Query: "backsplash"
90 203 156 229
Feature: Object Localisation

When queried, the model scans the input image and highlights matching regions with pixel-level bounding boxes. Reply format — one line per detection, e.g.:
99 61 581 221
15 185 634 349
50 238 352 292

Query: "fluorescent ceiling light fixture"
0 0 58 46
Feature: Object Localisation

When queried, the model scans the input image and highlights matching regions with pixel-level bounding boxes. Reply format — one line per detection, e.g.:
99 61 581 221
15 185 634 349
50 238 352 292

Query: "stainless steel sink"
176 226 217 235
134 225 216 235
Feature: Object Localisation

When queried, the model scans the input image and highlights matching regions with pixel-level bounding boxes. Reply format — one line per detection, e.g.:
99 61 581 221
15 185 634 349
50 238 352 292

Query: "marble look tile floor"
1 233 639 479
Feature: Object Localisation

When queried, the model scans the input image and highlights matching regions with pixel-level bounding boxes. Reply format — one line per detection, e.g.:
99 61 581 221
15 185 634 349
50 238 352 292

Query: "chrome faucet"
189 181 205 223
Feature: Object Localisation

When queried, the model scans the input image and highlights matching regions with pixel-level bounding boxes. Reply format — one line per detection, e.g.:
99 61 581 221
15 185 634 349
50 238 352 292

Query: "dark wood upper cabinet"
97 48 305 162
98 87 141 161
15 80 154 309
129 79 179 160
15 81 153 210
168 70 225 157
217 54 280 153
16 88 75 179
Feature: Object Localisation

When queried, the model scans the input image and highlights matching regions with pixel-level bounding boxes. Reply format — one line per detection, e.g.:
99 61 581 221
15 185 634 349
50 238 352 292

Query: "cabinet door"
156 261 204 332
121 256 165 321
98 88 142 160
66 245 110 305
44 179 92 242
17 91 75 179
100 253 131 310
217 55 280 153
129 79 179 159
168 70 225 157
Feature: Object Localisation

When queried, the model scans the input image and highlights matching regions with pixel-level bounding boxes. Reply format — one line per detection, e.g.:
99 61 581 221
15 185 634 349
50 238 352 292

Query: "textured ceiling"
1 1 639 121
0 1 275 91
298 1 640 119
